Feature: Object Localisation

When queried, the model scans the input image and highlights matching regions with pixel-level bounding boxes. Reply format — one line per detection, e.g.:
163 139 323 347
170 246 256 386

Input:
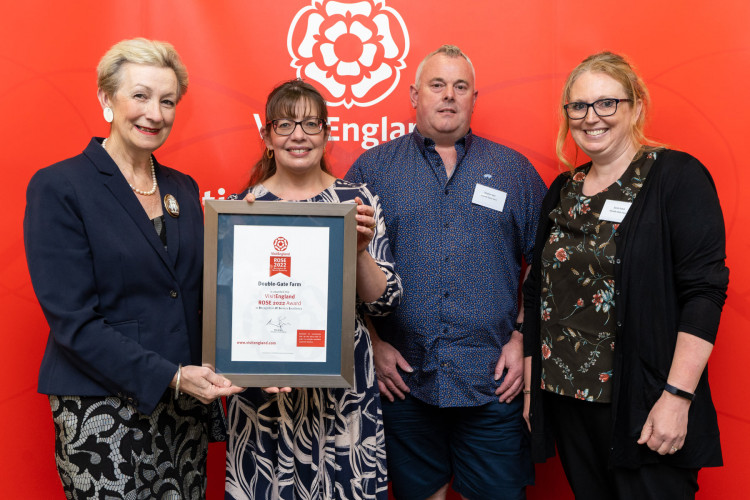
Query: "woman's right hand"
523 392 531 431
522 356 532 431
172 364 244 404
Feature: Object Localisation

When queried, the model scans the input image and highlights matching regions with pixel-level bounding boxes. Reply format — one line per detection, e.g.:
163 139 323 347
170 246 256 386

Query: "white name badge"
472 184 507 212
599 199 632 223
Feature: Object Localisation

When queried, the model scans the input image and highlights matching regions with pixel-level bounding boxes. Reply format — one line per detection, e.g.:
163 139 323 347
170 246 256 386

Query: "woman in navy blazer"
24 38 242 499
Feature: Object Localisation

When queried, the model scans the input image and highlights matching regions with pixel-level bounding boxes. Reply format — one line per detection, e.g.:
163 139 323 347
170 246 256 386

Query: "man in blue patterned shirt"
345 45 546 500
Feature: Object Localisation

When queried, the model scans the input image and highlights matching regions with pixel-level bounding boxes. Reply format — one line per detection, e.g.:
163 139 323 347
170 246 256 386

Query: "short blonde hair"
557 51 661 170
97 38 188 100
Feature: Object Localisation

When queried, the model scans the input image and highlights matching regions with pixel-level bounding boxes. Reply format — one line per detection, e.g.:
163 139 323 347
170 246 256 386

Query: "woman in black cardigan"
522 51 729 499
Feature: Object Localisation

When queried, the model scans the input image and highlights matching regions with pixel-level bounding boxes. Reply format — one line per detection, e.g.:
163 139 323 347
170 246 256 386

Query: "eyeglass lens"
565 99 623 119
273 119 324 135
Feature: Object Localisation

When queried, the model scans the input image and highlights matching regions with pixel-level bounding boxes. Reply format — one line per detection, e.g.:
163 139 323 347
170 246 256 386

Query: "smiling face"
263 99 328 176
410 53 477 145
99 63 179 155
567 71 641 164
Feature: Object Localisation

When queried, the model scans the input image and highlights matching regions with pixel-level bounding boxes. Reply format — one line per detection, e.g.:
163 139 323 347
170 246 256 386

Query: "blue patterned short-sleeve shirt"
346 130 547 407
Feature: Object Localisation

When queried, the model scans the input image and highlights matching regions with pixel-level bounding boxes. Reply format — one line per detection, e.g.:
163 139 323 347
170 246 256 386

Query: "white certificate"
231 225 329 362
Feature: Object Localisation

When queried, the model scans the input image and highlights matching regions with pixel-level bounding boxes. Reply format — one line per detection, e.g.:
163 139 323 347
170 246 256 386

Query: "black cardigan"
523 149 729 468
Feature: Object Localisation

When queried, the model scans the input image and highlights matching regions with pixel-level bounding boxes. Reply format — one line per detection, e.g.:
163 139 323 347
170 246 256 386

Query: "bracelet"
664 382 694 401
174 364 182 400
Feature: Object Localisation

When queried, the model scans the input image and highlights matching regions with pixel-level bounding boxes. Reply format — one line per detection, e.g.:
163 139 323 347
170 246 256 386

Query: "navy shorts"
381 395 533 500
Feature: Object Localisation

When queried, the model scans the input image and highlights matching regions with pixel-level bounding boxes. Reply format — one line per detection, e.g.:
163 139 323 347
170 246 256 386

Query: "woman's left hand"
354 196 376 254
637 391 690 455
262 386 293 394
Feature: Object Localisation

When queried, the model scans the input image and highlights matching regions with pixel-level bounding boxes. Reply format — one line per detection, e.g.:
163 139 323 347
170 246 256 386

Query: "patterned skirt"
50 392 209 499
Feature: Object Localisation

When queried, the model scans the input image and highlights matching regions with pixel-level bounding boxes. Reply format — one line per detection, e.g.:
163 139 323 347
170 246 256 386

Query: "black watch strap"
664 383 694 401
514 322 524 334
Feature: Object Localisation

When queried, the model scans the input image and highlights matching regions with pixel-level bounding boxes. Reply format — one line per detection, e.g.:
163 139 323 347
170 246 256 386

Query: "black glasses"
268 118 325 136
563 98 632 120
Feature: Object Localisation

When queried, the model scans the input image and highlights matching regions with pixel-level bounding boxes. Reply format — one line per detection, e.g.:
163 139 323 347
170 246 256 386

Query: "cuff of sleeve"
679 298 723 344
137 361 179 415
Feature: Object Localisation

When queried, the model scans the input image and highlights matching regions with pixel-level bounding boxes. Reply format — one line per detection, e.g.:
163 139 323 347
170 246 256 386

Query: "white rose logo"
288 0 409 108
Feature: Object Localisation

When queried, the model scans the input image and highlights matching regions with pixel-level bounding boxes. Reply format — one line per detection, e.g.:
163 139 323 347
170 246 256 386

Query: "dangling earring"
265 148 274 159
103 107 114 123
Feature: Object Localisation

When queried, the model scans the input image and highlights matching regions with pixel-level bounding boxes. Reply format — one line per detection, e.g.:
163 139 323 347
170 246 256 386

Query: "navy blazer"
25 138 204 415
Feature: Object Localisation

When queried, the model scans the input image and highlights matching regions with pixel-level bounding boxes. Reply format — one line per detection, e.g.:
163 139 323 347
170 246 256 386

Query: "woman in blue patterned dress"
225 80 402 500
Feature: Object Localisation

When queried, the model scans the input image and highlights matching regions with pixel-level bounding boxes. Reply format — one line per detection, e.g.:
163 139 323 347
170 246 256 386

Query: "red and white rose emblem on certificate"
273 237 289 252
271 237 291 276
288 0 409 108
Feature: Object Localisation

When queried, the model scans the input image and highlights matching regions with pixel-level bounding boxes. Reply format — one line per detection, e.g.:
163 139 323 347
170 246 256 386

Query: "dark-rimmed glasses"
563 98 632 120
268 118 325 136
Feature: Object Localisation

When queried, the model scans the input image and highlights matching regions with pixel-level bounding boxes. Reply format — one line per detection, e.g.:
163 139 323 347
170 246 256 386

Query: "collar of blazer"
85 137 181 275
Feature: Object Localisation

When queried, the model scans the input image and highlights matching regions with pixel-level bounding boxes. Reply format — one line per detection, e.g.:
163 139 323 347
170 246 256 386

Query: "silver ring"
670 446 678 453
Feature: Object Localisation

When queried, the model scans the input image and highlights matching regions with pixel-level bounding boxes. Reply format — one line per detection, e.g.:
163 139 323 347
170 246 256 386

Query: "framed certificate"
202 200 357 388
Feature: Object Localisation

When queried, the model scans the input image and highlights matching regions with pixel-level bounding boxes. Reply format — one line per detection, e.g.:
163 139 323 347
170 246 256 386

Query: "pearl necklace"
102 138 158 196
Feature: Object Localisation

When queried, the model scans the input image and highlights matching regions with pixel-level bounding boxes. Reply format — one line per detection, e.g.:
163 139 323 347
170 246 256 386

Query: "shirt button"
170 290 178 298
444 256 449 262
617 321 622 327
444 291 449 298
444 222 449 228
443 327 448 334
444 189 449 195
615 259 621 264
616 290 621 295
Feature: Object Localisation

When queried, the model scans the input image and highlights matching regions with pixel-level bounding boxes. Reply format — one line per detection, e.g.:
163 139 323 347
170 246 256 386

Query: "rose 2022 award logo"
270 237 291 277
288 0 409 108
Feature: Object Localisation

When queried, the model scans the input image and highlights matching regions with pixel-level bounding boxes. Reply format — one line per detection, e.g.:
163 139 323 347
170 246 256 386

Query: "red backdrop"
2 1 748 498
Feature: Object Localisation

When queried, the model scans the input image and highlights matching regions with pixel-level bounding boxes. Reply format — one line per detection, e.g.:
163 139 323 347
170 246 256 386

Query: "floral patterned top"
539 152 655 402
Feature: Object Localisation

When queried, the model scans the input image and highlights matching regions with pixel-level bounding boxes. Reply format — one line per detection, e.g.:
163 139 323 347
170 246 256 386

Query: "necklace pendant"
164 194 180 217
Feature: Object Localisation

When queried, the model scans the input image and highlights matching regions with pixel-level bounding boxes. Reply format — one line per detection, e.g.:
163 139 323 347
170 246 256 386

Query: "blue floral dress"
539 152 654 402
225 179 401 500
